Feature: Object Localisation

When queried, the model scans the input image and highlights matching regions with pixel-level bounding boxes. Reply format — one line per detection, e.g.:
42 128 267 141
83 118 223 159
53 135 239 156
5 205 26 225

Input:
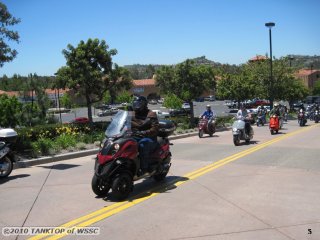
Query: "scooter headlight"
233 128 238 132
110 143 120 155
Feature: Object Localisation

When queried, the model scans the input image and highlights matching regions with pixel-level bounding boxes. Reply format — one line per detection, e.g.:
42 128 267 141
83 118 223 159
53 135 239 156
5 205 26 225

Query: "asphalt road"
54 101 231 123
1 120 320 240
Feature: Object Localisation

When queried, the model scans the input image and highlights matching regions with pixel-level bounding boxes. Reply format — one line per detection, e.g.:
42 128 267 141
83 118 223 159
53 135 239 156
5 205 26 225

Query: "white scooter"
232 116 254 146
0 128 18 178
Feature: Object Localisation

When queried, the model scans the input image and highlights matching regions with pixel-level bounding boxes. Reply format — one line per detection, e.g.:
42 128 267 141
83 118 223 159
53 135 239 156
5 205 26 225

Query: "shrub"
31 138 56 156
55 134 77 149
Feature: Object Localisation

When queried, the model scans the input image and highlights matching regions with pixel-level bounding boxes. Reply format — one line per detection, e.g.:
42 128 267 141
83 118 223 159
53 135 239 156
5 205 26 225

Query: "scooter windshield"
105 110 132 138
232 119 245 129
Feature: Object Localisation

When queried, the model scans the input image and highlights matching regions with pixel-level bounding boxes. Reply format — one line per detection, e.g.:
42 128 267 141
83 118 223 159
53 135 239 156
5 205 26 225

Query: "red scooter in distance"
198 117 216 138
91 110 175 200
269 115 279 135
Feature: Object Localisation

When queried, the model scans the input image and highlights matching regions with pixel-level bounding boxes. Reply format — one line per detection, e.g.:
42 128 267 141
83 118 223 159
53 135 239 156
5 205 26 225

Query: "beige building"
130 79 160 99
295 69 320 90
130 78 215 99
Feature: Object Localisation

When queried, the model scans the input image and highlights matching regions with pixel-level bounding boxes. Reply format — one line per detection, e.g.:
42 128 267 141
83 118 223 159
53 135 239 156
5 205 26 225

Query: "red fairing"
97 140 139 165
269 116 279 129
117 140 139 159
97 152 112 165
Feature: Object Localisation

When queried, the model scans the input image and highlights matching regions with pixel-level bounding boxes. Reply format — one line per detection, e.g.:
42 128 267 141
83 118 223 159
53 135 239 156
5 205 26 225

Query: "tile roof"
249 55 267 61
296 69 319 76
133 79 155 86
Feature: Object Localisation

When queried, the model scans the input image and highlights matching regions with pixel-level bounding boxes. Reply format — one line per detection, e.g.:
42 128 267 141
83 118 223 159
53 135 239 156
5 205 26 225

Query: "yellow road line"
29 124 318 240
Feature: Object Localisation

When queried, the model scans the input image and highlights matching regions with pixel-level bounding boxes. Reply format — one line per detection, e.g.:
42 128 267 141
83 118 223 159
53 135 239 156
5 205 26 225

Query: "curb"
15 127 231 168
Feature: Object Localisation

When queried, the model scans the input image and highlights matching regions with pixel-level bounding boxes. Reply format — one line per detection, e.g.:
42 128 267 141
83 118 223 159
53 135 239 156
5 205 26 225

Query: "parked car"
157 98 164 104
94 103 110 110
204 95 215 101
182 102 191 110
148 99 157 105
226 101 237 109
97 108 118 117
291 101 304 110
152 110 170 119
169 108 190 117
69 117 89 124
195 97 204 102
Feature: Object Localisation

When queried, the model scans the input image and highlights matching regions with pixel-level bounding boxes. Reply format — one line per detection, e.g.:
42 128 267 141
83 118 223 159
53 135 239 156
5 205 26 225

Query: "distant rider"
236 105 251 135
201 105 216 131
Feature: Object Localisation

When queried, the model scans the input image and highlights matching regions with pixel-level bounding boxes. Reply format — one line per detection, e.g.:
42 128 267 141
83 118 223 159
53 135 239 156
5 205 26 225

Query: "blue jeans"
137 137 158 171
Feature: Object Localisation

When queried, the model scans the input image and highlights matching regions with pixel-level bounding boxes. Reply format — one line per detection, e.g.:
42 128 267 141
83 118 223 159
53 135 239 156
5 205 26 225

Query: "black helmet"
132 96 148 112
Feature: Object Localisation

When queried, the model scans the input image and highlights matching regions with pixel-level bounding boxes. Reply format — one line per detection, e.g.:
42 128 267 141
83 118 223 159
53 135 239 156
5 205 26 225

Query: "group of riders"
131 96 318 175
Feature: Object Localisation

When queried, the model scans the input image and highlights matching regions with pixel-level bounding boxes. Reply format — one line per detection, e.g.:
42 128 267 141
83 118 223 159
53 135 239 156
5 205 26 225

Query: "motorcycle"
198 117 216 138
91 110 175 200
0 128 18 178
298 110 307 126
256 113 266 127
232 116 254 146
269 115 280 135
314 110 319 123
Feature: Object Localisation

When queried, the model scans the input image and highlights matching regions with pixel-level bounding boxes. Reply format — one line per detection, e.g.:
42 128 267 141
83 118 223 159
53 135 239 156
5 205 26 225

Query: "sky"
1 0 320 77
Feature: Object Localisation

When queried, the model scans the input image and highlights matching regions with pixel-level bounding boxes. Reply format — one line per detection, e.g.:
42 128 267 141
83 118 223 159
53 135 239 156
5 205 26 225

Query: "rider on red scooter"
200 105 216 131
131 96 159 176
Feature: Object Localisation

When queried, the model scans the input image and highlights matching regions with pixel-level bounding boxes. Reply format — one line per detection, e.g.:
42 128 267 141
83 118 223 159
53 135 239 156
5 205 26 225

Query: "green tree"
60 93 72 109
156 59 215 125
56 38 117 122
216 67 256 108
0 94 22 127
108 64 132 104
0 2 20 67
163 93 183 109
313 80 320 96
285 77 309 110
116 91 133 104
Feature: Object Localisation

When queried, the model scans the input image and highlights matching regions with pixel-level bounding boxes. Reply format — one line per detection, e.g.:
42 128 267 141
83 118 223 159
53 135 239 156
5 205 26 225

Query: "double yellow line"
29 124 318 240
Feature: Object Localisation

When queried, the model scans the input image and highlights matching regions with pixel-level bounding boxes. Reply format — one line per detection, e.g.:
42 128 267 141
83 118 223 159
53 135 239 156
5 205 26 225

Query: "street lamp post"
265 22 275 109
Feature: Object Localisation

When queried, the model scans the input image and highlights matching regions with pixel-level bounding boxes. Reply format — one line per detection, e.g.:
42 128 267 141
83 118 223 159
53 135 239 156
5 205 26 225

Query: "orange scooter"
269 115 279 135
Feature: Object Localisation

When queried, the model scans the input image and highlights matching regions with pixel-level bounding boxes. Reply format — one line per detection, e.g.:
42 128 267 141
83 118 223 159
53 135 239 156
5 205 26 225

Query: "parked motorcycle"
0 128 18 178
198 117 216 138
91 110 175 200
269 115 280 135
298 110 307 126
232 116 254 146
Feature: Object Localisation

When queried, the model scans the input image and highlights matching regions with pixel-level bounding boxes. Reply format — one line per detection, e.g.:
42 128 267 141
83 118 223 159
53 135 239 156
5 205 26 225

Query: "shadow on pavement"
103 175 189 202
38 163 81 170
0 174 30 184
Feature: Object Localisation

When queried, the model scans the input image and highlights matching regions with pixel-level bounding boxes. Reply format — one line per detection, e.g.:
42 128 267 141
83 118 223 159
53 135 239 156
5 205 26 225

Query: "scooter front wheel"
198 130 204 138
91 174 110 196
112 172 133 200
0 156 13 178
233 135 240 146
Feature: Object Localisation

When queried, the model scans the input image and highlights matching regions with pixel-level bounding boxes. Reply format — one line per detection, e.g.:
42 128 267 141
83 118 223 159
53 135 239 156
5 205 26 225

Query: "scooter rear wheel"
153 170 169 181
91 174 110 196
0 156 13 178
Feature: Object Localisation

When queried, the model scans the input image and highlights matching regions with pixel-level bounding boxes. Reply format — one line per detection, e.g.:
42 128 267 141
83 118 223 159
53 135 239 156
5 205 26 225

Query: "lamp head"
265 22 275 29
